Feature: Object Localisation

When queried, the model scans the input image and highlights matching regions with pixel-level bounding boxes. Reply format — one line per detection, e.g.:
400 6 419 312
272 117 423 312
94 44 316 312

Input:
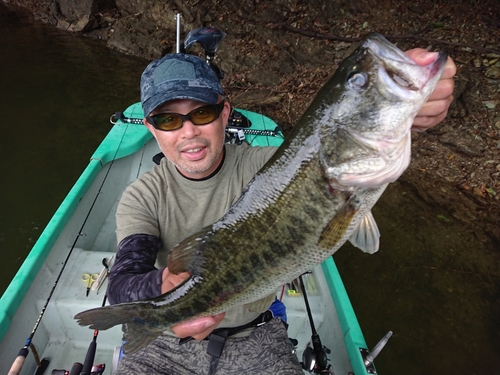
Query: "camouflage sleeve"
107 233 164 304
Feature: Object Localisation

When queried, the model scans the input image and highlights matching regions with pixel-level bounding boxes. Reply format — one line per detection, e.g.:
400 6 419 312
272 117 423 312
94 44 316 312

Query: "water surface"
0 7 145 295
334 183 500 374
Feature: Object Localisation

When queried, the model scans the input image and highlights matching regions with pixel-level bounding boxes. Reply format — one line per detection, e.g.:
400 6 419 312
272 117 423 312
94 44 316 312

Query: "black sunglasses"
146 102 225 131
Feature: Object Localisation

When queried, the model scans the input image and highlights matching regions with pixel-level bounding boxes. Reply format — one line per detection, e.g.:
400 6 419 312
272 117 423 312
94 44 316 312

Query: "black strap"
216 309 273 338
206 329 229 375
205 311 274 375
179 310 274 374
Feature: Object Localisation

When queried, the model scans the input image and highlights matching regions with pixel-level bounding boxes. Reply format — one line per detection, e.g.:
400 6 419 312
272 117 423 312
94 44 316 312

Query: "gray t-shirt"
110 143 278 329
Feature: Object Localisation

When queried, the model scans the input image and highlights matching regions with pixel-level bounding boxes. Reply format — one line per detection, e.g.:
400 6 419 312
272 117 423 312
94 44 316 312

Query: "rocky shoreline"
3 0 500 244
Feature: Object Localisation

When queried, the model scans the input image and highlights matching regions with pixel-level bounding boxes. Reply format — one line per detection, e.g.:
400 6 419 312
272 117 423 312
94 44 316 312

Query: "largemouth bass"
75 33 447 353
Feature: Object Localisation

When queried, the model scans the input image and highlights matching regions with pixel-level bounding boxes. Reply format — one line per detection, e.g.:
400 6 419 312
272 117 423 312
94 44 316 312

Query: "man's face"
145 99 230 179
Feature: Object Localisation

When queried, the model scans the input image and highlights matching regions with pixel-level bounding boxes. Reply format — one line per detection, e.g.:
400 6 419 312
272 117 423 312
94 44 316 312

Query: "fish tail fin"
74 304 137 330
75 304 163 354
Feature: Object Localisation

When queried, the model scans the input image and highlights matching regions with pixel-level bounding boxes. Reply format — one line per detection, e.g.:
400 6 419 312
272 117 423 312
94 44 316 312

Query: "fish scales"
182 154 354 303
75 33 447 353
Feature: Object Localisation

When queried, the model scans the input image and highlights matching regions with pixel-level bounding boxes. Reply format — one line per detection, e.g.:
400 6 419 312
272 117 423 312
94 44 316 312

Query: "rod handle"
34 357 51 375
7 347 29 375
68 362 83 375
80 341 96 375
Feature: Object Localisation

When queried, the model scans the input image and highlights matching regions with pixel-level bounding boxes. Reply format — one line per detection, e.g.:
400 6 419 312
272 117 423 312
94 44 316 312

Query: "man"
108 51 456 374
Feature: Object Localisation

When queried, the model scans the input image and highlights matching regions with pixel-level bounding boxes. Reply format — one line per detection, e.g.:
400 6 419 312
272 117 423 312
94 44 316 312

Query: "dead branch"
270 22 500 55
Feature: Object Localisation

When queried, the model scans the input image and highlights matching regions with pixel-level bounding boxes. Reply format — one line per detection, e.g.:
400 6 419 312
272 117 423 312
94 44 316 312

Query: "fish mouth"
323 33 448 190
363 33 448 100
330 132 412 189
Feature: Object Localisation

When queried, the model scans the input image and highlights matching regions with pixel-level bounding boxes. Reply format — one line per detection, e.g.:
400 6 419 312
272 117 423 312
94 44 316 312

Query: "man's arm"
406 49 457 131
107 233 164 304
108 233 225 338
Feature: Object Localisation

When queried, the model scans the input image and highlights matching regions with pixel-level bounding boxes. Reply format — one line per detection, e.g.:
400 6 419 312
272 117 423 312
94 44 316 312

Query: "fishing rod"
50 260 110 375
298 274 333 374
110 111 282 138
79 259 110 375
79 330 98 375
49 267 110 375
8 131 128 375
7 230 83 375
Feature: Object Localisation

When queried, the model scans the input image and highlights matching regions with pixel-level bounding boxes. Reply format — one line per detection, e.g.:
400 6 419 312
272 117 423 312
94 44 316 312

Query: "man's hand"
405 49 457 131
162 268 225 340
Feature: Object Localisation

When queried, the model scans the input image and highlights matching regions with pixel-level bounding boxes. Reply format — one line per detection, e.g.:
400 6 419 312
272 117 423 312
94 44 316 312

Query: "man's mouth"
184 147 205 154
181 146 207 161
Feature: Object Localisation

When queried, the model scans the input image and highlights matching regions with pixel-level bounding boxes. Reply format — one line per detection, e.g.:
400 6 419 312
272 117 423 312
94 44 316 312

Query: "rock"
67 14 97 32
483 100 498 109
247 69 281 86
116 0 142 16
106 15 171 59
4 0 500 247
57 0 90 22
485 66 500 79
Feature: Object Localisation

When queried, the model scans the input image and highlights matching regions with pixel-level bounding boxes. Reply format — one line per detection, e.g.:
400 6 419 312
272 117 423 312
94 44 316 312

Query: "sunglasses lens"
148 102 224 131
190 106 218 125
151 114 183 131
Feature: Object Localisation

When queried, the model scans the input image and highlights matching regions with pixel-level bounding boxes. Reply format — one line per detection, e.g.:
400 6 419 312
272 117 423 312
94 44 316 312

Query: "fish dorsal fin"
167 227 211 275
348 210 380 254
317 201 358 249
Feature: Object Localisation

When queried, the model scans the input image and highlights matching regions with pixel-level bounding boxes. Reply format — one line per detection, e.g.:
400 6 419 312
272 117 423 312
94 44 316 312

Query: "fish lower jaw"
328 167 404 190
327 179 359 193
326 164 391 189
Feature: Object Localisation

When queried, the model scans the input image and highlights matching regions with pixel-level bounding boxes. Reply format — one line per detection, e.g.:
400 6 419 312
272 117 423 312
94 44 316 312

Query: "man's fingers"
416 95 453 118
405 50 456 76
172 313 226 340
161 269 191 294
426 76 455 102
441 56 457 79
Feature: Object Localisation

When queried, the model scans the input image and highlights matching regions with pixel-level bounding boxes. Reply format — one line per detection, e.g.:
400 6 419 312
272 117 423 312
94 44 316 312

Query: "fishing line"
8 122 132 375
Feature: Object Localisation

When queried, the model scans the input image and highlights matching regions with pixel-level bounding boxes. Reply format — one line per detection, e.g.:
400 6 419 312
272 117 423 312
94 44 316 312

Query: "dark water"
335 184 500 374
0 7 145 295
1 7 499 375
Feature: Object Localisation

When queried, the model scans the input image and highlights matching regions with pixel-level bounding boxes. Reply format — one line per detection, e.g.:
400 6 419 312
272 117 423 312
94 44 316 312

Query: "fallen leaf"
486 187 497 196
437 214 451 222
473 187 485 197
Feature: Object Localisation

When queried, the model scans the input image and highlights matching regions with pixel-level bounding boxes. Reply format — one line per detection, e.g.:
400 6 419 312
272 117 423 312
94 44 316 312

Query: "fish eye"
347 71 368 90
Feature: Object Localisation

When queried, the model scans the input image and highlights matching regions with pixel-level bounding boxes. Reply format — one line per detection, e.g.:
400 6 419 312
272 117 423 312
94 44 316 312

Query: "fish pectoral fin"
348 210 380 254
317 200 358 249
123 321 162 354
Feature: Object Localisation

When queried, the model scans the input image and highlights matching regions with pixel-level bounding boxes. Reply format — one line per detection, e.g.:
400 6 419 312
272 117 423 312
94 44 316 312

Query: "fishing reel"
51 362 105 375
301 334 333 374
180 26 226 80
178 23 255 144
296 273 334 374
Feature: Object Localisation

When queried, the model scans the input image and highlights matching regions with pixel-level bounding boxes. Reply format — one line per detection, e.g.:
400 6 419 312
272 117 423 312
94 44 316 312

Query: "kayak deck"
1 109 371 374
15 250 352 374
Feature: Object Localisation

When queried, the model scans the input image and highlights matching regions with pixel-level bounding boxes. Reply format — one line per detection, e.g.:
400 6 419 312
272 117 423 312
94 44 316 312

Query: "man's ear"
143 118 156 134
222 101 231 128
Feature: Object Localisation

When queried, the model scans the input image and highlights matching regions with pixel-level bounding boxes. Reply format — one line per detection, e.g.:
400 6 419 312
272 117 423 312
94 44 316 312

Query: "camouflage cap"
140 53 224 117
